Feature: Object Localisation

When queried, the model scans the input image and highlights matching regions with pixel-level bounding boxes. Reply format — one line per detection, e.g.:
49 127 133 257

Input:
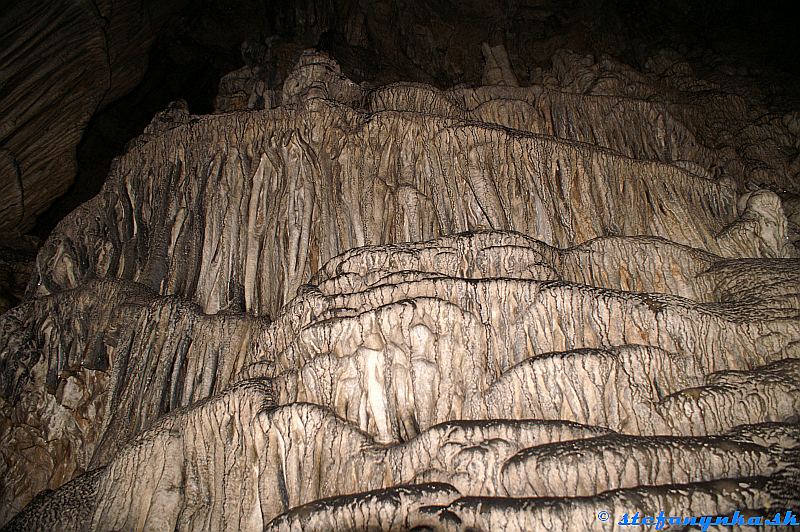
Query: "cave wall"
1 1 800 530
0 0 195 233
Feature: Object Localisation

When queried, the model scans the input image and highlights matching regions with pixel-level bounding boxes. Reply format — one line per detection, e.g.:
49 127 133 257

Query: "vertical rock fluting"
1 48 799 529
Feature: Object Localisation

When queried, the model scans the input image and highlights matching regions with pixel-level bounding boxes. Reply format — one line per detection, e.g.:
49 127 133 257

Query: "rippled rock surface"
1 48 799 529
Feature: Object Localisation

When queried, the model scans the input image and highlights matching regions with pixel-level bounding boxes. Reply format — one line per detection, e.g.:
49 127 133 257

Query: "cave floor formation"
2 44 800 530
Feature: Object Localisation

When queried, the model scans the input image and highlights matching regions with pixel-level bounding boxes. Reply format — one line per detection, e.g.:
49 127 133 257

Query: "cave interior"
1 0 800 529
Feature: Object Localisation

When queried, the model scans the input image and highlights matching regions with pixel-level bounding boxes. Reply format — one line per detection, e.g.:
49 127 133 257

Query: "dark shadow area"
31 27 242 238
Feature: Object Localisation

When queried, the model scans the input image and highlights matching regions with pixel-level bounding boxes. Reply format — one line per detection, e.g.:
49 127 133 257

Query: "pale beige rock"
2 46 800 530
5 393 797 530
719 190 796 258
481 43 519 87
4 235 800 524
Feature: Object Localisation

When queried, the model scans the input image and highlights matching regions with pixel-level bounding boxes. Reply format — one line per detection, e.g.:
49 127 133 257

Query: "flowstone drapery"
2 48 799 530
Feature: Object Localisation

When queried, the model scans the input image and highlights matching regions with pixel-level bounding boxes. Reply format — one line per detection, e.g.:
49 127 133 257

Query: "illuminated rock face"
2 49 799 530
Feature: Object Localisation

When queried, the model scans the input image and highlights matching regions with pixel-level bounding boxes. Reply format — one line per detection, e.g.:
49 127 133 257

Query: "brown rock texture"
1 45 799 529
0 0 185 233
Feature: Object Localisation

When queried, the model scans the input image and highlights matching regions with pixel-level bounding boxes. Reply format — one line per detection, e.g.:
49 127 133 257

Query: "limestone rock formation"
1 39 799 531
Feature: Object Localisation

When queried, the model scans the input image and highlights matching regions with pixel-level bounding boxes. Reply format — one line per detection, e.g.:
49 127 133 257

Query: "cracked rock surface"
1 46 799 530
